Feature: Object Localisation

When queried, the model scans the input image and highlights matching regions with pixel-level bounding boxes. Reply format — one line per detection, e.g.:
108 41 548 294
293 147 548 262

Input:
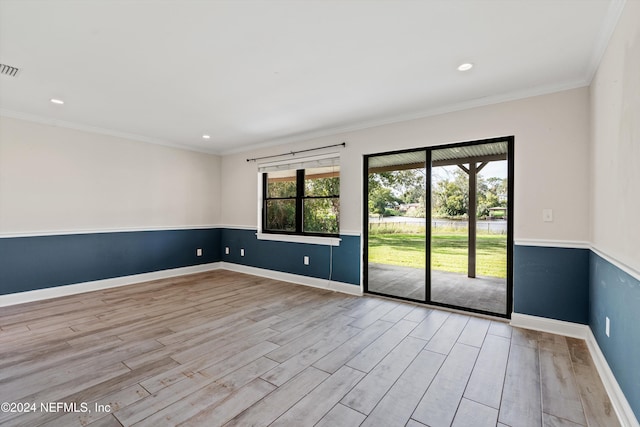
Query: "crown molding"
585 0 627 84
0 109 219 156
219 81 589 156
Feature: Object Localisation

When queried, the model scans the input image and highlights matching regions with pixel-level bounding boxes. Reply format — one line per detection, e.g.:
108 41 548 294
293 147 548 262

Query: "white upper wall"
0 116 221 235
221 87 591 243
590 0 640 272
0 78 594 245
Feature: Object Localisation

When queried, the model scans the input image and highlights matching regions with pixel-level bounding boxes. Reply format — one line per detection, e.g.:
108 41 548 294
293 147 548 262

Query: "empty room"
0 1 638 426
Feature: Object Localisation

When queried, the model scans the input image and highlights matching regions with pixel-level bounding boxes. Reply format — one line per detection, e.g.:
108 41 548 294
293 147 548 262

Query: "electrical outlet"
304 256 309 265
225 247 230 255
240 248 245 257
606 316 610 337
196 248 202 256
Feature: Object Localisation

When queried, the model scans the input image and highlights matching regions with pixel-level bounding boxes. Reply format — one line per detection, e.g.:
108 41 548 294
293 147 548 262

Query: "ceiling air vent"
0 63 20 77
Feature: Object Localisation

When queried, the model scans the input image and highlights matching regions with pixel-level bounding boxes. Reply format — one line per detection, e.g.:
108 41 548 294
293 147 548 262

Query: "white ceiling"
0 0 623 154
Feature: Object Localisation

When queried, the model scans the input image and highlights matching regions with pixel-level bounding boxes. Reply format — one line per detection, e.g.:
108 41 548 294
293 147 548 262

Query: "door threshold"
364 291 510 322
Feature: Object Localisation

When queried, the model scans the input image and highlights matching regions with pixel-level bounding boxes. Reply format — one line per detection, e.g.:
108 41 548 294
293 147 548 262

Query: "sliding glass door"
366 151 427 300
364 137 513 318
429 141 510 315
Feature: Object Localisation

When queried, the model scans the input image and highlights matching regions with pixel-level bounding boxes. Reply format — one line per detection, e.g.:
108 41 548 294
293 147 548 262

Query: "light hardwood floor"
0 270 619 427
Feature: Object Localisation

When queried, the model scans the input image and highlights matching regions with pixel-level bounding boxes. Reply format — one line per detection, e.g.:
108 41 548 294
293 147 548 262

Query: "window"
261 157 340 237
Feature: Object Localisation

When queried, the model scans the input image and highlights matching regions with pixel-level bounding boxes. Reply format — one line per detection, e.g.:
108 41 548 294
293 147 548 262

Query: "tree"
432 168 507 218
303 173 340 233
368 169 425 217
477 176 507 217
433 169 469 217
368 186 398 216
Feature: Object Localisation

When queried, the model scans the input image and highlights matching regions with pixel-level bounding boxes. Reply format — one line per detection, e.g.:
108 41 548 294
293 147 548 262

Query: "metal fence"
368 217 507 234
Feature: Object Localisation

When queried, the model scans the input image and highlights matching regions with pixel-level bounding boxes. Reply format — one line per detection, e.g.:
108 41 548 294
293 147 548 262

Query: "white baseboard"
511 313 639 427
586 329 640 427
220 262 363 296
0 262 222 307
510 313 590 339
0 261 362 307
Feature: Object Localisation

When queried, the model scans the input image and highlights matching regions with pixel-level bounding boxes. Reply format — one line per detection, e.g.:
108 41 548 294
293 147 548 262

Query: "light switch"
543 209 553 222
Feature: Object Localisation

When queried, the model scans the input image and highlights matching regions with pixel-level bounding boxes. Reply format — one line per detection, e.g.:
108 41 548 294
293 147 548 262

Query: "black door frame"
363 136 514 319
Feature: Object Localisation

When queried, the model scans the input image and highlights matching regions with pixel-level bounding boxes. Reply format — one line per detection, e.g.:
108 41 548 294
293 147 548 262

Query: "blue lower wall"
0 227 360 296
0 232 595 309
0 228 221 295
514 245 589 324
589 252 640 420
220 228 360 285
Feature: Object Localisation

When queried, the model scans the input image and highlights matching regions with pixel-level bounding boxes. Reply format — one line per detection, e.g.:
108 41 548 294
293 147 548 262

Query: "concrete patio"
367 263 507 315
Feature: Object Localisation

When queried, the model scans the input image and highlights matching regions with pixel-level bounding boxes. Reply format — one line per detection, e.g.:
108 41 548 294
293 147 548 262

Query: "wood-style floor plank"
361 349 445 427
270 366 364 426
499 343 542 427
424 313 469 355
128 357 278 426
340 336 426 415
264 314 354 363
178 378 276 427
566 338 621 427
409 309 449 341
347 299 398 329
488 319 513 338
403 305 433 323
225 367 329 427
542 413 586 427
140 340 278 394
457 316 490 348
540 348 587 425
312 319 394 374
379 303 415 323
345 319 418 372
411 343 480 427
0 270 619 427
260 325 361 386
315 404 366 427
511 326 540 349
463 333 510 409
451 398 498 427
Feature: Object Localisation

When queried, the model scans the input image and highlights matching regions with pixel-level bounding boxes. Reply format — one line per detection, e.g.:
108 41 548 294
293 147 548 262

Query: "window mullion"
262 173 268 232
296 169 304 233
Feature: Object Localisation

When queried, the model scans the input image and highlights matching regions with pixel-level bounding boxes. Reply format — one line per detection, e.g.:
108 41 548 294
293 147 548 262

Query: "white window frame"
256 153 341 246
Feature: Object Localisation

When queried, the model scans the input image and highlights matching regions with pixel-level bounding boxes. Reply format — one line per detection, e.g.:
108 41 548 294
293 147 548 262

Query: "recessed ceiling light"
50 98 65 104
457 63 474 71
202 134 211 139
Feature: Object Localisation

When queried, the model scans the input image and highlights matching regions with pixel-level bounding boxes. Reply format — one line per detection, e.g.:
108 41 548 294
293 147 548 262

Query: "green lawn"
368 232 507 278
